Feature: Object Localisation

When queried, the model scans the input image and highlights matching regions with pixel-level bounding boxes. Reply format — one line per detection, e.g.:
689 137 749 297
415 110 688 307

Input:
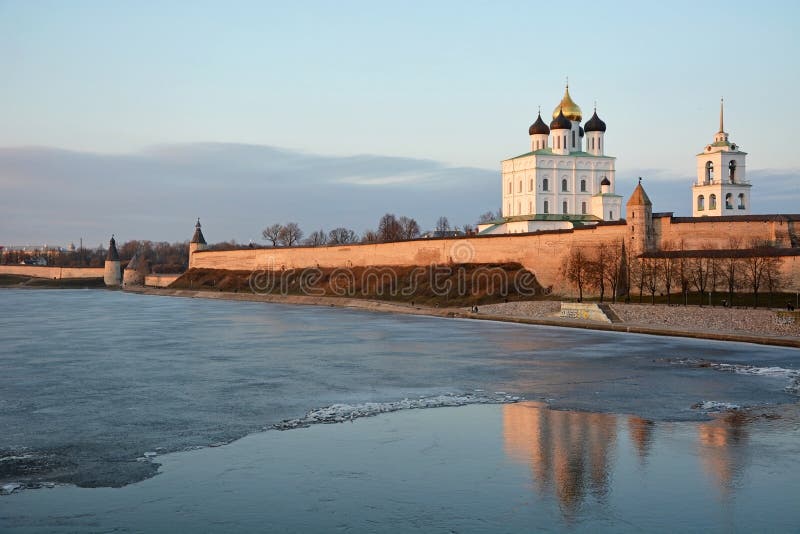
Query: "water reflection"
503 403 754 515
697 412 750 497
503 402 616 516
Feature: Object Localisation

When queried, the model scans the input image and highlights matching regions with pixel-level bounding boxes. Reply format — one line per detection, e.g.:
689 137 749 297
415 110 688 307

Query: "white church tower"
692 99 750 216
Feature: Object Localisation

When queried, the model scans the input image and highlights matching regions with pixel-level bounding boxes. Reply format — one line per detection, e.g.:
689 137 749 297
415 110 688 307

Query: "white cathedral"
479 83 621 235
478 85 752 235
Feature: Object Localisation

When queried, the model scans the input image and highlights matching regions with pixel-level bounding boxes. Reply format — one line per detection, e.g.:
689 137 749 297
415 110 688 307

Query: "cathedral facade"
479 84 621 235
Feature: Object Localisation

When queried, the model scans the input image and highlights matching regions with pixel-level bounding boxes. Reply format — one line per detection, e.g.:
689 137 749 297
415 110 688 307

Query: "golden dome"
552 85 582 122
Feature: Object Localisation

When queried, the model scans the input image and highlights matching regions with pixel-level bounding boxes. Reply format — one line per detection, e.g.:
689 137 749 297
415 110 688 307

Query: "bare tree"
644 258 660 304
398 216 421 240
722 238 743 306
278 223 303 246
743 253 768 308
361 229 379 244
587 244 608 302
689 255 711 306
763 256 784 307
603 241 625 303
435 216 451 235
565 247 590 302
657 253 677 305
378 213 403 242
478 211 497 224
262 224 283 246
328 227 357 245
676 241 691 306
304 229 327 247
462 224 474 235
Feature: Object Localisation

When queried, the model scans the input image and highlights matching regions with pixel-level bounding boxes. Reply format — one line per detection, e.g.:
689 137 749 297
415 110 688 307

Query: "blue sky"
1 1 799 245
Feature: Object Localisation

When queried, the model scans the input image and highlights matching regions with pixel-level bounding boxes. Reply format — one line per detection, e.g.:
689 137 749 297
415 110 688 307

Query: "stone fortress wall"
0 265 105 279
189 212 800 295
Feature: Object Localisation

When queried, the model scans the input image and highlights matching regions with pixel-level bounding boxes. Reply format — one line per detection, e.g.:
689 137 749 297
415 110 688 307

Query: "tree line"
261 213 479 248
564 238 789 307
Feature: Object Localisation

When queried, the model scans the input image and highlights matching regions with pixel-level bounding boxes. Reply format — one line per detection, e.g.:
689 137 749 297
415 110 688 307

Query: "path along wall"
0 265 104 279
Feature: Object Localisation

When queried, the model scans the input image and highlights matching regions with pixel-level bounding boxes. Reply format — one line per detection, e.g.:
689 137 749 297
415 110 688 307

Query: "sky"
1 0 799 246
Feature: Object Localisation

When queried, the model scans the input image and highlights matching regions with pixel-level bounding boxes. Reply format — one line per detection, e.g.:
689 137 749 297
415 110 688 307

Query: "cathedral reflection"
696 412 749 496
502 402 617 515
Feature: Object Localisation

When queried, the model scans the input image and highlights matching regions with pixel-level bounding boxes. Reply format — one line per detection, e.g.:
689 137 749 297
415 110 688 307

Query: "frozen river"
1 289 799 531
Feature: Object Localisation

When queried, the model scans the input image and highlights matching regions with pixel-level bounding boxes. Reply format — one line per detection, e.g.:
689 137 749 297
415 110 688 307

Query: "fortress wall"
0 265 104 279
145 274 181 287
654 217 788 249
191 224 629 292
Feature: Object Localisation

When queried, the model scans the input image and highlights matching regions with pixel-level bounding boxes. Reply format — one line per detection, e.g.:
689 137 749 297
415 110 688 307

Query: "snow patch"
671 358 800 396
693 401 741 412
1 483 22 495
272 392 522 431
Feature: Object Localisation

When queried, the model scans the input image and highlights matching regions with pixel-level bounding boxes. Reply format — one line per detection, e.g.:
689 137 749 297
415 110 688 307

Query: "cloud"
0 143 497 246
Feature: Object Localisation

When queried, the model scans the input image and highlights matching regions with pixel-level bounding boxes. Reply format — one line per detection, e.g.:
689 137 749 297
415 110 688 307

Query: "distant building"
692 99 750 216
480 83 621 235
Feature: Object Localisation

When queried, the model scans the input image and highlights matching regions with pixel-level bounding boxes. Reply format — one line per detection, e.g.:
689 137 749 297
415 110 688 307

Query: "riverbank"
125 287 800 348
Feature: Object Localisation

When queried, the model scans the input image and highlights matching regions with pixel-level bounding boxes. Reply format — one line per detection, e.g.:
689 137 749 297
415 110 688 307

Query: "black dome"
528 112 550 136
600 177 611 186
584 111 607 132
550 109 571 130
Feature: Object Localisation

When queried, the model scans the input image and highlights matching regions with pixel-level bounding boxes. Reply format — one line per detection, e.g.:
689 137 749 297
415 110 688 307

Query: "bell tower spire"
719 97 724 133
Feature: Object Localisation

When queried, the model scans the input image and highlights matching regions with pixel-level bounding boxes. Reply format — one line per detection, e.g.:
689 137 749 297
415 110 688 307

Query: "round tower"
550 109 571 155
626 178 655 256
122 251 146 287
103 235 121 287
584 106 607 156
189 218 207 268
529 110 550 151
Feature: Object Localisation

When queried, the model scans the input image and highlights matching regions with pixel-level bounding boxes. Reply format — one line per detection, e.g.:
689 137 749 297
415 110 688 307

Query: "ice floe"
692 401 741 412
272 392 522 430
671 358 800 396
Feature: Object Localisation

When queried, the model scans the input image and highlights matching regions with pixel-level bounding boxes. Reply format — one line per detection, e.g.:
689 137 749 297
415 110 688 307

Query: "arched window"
738 193 746 209
591 138 595 150
518 180 522 193
518 202 521 214
543 200 549 214
609 210 613 220
581 202 587 214
562 201 568 214
557 136 560 149
706 161 714 182
572 130 576 148
728 160 736 183
725 193 733 209
528 201 532 213
529 179 534 191
542 178 549 191
697 195 705 211
561 179 568 192
507 203 511 214
709 194 717 210
508 182 512 194
580 179 586 192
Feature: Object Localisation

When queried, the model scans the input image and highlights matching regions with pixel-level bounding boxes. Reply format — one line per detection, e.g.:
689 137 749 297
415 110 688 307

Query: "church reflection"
502 402 617 515
696 412 750 497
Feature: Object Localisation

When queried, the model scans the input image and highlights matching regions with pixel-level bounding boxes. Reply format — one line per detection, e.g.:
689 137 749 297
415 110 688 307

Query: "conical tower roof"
191 218 207 244
105 235 120 261
626 179 652 207
528 111 550 136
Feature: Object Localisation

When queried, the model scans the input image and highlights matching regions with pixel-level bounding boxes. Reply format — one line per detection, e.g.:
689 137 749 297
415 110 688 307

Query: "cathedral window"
529 179 534 191
528 201 532 212
542 178 549 191
725 193 733 209
728 161 736 183
709 194 717 210
543 201 549 214
609 210 613 220
580 179 586 192
556 137 560 149
697 195 705 211
705 161 714 182
518 180 522 193
581 202 587 214
572 130 575 148
562 201 568 214
738 193 746 209
561 179 568 192
591 138 594 150
508 181 512 194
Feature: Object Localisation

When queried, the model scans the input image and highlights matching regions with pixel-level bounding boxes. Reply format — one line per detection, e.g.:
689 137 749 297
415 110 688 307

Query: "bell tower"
692 99 750 217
